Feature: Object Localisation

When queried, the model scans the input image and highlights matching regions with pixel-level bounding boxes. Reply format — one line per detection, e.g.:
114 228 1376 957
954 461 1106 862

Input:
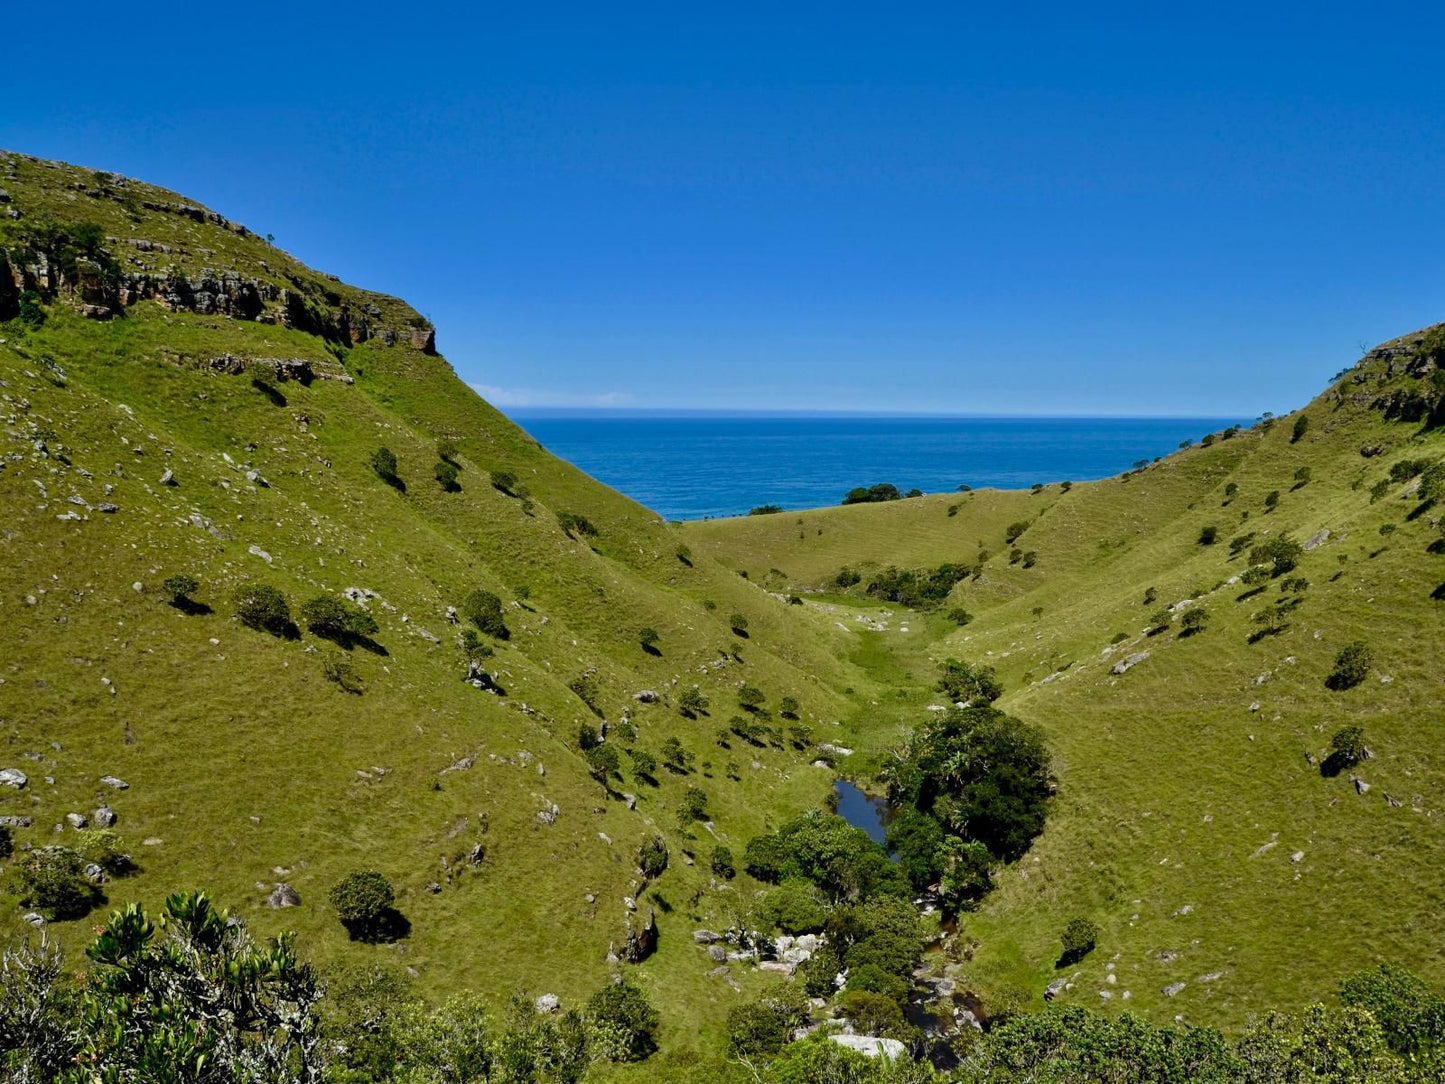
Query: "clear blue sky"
3 2 1442 415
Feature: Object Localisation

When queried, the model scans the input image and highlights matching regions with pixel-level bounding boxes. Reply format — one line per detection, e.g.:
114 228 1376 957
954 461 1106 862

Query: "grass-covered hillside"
0 149 875 1049
686 329 1445 1026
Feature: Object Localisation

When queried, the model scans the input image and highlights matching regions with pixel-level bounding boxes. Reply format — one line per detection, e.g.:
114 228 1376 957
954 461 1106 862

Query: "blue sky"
3 2 1442 415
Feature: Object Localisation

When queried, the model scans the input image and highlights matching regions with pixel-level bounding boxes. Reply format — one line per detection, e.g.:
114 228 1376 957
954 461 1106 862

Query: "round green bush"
232 583 291 636
329 870 395 931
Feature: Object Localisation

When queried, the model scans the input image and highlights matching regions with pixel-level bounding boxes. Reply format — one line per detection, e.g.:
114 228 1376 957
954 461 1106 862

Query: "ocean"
507 411 1247 521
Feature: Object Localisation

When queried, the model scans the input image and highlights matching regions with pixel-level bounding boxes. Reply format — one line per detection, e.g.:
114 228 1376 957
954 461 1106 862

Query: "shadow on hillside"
1432 582 1445 601
343 908 410 944
1319 752 1355 778
251 377 287 407
642 643 662 657
1406 498 1436 523
1235 586 1266 602
381 474 407 493
168 598 214 616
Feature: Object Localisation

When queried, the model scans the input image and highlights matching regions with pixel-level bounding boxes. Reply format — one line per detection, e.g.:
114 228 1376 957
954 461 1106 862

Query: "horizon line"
500 406 1259 421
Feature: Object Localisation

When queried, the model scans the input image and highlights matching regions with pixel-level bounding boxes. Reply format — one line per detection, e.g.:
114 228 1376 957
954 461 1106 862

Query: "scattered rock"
1354 777 1371 795
159 468 176 486
0 816 33 828
0 768 27 788
1162 982 1187 997
1112 651 1149 675
1290 851 1305 863
266 883 301 908
82 863 105 884
248 544 273 563
694 929 724 944
65 812 87 829
632 690 659 703
1303 528 1330 551
534 994 560 1013
22 913 44 927
1197 971 1225 983
100 776 129 789
708 944 727 962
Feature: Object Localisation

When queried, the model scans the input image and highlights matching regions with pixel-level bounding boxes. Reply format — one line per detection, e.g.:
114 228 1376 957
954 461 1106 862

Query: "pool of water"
833 780 891 846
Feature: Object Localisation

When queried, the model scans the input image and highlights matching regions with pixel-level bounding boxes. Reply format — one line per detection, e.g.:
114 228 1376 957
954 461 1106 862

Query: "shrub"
329 871 395 938
845 963 911 1003
1229 531 1256 556
1327 641 1373 690
678 686 708 717
710 846 735 879
940 838 996 910
0 824 9 860
760 879 830 933
1022 550 1038 568
1060 916 1099 965
460 589 508 638
948 606 974 626
433 460 459 491
1143 586 1158 605
1146 608 1172 634
16 290 46 328
1291 414 1310 442
1293 466 1312 486
865 562 971 607
779 695 799 719
737 684 766 710
162 573 199 604
1224 481 1239 501
675 543 692 565
436 439 459 463
842 483 901 504
1422 461 1445 504
1338 962 1445 1059
489 469 517 493
744 833 789 881
370 446 399 481
749 504 783 515
628 748 657 779
301 594 379 644
661 736 693 773
1250 536 1303 576
586 982 660 1064
15 846 99 920
837 990 909 1040
1110 631 1128 644
729 612 749 634
936 658 1002 704
460 629 493 663
557 511 598 538
638 835 668 878
638 626 660 650
232 583 292 636
679 785 709 823
1004 520 1030 543
726 990 808 1059
1199 525 1218 545
835 567 862 588
1180 607 1211 635
585 744 620 783
1330 725 1368 767
1265 489 1280 510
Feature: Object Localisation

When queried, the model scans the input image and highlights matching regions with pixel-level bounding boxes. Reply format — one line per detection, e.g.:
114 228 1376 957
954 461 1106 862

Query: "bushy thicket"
865 563 971 608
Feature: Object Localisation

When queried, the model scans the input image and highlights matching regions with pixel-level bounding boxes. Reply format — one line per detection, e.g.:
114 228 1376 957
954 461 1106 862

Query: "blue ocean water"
508 411 1247 521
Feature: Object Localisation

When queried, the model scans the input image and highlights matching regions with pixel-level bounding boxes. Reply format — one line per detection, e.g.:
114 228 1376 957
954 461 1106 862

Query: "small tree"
1327 641 1373 690
1265 489 1280 510
558 511 598 538
661 736 693 774
436 438 459 463
162 573 199 606
1199 525 1218 545
1291 414 1310 443
232 583 292 637
1180 607 1211 636
678 786 709 824
638 835 669 878
1330 726 1368 767
1147 608 1172 635
1224 481 1238 501
329 871 396 941
1143 586 1158 605
461 589 508 639
585 744 620 784
15 846 99 920
936 658 1002 704
638 627 660 651
710 846 735 879
729 613 749 635
779 695 800 719
737 684 766 711
322 652 363 693
301 594 379 645
1293 466 1312 487
1005 520 1030 544
434 460 459 491
1059 916 1098 966
628 748 658 780
678 686 708 717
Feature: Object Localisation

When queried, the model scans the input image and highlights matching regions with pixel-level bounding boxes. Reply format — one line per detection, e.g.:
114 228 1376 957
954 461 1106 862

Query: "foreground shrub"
638 835 669 878
726 987 809 1059
370 446 399 482
162 572 199 605
232 583 292 636
759 878 830 933
1329 726 1368 768
434 459 459 491
710 845 736 879
586 981 659 1062
936 658 1002 704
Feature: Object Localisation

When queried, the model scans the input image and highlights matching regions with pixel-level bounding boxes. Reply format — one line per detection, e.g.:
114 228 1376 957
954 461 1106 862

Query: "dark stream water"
833 779 890 845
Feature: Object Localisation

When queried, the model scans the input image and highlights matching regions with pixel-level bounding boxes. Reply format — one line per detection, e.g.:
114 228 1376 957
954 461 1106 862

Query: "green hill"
2 148 1444 1079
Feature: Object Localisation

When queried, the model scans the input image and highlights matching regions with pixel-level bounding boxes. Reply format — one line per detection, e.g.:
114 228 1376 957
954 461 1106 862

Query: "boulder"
0 816 33 828
1112 651 1149 675
82 862 105 884
632 690 659 703
1044 978 1067 1001
534 993 560 1014
616 909 658 963
100 776 129 789
65 812 87 829
267 883 301 908
1162 982 1187 997
1303 528 1330 551
0 768 27 788
22 912 44 927
828 1035 906 1060
693 929 724 944
159 468 176 486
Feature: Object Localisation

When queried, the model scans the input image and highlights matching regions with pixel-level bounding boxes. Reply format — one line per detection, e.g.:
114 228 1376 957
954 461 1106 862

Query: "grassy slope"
686 343 1445 1027
0 151 864 1051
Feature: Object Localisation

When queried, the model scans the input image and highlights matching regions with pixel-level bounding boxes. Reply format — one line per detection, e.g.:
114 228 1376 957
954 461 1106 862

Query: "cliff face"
0 149 433 349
